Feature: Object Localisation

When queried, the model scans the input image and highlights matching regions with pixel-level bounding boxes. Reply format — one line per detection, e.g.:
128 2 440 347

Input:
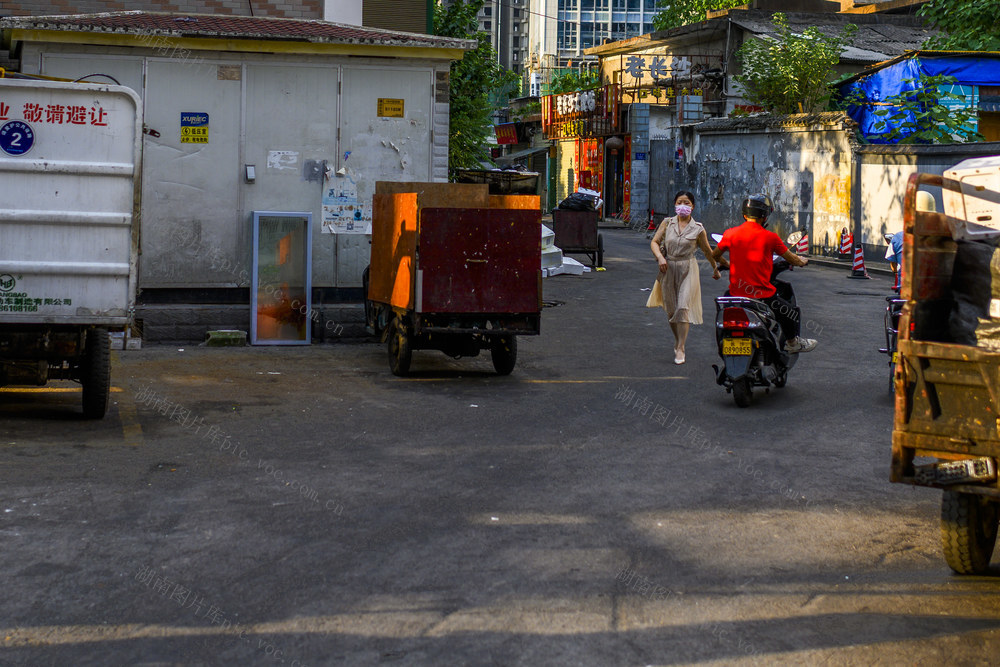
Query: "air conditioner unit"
530 72 542 98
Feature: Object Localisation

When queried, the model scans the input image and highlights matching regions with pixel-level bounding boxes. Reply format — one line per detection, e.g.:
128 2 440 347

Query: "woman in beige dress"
650 191 721 365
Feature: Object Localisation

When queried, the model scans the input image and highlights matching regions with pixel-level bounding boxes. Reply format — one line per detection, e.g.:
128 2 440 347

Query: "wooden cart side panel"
375 181 490 210
894 340 1000 472
418 208 541 314
489 194 541 210
369 193 417 311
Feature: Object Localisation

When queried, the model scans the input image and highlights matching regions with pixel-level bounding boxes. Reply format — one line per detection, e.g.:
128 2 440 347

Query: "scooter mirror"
785 231 804 246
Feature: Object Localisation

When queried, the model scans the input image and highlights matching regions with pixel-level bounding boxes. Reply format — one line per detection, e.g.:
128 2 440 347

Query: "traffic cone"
647 209 657 232
839 232 852 256
848 243 871 279
795 233 809 254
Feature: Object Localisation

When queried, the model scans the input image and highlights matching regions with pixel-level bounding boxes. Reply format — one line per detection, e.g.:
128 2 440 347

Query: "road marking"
0 387 124 393
112 351 143 447
117 391 143 447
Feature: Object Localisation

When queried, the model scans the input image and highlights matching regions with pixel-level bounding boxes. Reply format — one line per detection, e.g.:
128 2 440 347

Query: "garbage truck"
0 76 142 418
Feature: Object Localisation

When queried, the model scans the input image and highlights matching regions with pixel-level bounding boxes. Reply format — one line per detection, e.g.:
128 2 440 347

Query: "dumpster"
364 182 541 376
454 168 540 196
0 76 142 418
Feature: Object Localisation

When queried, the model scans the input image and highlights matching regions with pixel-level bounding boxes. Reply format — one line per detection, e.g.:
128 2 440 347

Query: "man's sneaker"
785 336 817 353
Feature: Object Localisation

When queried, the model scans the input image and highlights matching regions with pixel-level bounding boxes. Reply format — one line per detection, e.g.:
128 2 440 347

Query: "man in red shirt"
712 194 817 353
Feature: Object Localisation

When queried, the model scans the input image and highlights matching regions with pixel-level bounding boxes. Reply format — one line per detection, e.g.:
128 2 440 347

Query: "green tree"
865 75 985 144
434 0 519 176
919 0 1000 51
734 13 857 114
548 69 600 94
652 0 744 31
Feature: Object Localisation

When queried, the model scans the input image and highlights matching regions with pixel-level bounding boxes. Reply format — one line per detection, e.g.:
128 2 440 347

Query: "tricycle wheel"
490 335 517 375
941 490 998 575
732 378 752 408
596 233 604 268
81 327 111 419
388 319 411 377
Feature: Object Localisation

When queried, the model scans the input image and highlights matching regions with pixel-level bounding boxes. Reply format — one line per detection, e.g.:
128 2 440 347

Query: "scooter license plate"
723 338 752 355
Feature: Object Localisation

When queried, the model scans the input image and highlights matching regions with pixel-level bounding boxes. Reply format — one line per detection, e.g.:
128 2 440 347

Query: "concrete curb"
804 255 894 277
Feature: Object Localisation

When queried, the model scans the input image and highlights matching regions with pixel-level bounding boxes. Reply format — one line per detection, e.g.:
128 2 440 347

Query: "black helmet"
742 193 774 226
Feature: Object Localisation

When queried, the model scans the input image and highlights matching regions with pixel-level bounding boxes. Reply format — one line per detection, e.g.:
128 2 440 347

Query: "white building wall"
22 42 446 290
324 0 363 25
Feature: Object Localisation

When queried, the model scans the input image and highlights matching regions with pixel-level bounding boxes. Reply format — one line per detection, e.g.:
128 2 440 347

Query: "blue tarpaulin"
839 53 1000 143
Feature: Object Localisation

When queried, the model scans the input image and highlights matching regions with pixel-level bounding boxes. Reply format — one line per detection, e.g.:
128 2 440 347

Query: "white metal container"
0 78 142 325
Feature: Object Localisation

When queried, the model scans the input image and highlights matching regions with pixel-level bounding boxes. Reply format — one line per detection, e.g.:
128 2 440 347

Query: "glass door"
251 212 312 345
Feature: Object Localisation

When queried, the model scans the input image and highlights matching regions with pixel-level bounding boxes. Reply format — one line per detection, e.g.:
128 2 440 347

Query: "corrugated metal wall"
363 0 429 33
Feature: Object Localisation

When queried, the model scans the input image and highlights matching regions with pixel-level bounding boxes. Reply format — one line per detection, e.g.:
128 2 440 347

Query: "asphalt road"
2 225 999 666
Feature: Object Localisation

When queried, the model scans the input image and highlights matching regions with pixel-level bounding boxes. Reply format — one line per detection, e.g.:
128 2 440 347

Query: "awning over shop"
495 145 550 163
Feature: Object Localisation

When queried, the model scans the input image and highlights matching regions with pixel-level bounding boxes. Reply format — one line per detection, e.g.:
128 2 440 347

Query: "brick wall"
0 1 323 19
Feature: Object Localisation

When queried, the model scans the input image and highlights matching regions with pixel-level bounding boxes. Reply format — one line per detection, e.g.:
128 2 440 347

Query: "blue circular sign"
0 120 35 156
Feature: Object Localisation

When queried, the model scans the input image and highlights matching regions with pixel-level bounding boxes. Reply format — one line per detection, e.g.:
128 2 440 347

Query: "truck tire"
81 327 111 419
490 335 517 375
388 319 411 377
941 490 998 575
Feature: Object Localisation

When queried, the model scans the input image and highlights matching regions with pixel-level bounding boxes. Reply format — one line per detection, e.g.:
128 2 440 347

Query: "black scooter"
712 256 799 407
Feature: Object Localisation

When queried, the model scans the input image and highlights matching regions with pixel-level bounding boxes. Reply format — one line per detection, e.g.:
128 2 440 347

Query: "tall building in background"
527 0 661 93
474 0 530 78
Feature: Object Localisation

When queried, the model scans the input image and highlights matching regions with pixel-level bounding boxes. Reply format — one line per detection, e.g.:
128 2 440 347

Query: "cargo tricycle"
892 162 1000 573
364 182 541 376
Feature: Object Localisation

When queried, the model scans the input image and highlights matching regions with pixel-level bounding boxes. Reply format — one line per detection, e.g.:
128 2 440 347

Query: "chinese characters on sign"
494 123 518 145
0 100 108 126
377 98 404 118
180 112 209 144
541 84 619 139
623 54 677 82
0 294 73 313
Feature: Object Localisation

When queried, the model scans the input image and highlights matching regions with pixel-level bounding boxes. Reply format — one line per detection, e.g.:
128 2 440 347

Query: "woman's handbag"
646 276 664 308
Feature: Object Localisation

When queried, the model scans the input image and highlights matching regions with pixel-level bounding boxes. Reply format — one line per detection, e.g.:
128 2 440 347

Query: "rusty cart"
891 166 1000 574
551 209 603 268
364 182 542 376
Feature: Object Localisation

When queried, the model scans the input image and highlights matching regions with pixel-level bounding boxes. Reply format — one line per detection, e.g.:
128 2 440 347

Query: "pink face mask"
675 204 693 218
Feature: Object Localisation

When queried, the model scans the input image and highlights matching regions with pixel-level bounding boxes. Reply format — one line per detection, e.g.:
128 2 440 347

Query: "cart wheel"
388 320 411 377
941 490 998 574
81 327 111 419
596 233 604 268
490 335 517 375
732 378 752 408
